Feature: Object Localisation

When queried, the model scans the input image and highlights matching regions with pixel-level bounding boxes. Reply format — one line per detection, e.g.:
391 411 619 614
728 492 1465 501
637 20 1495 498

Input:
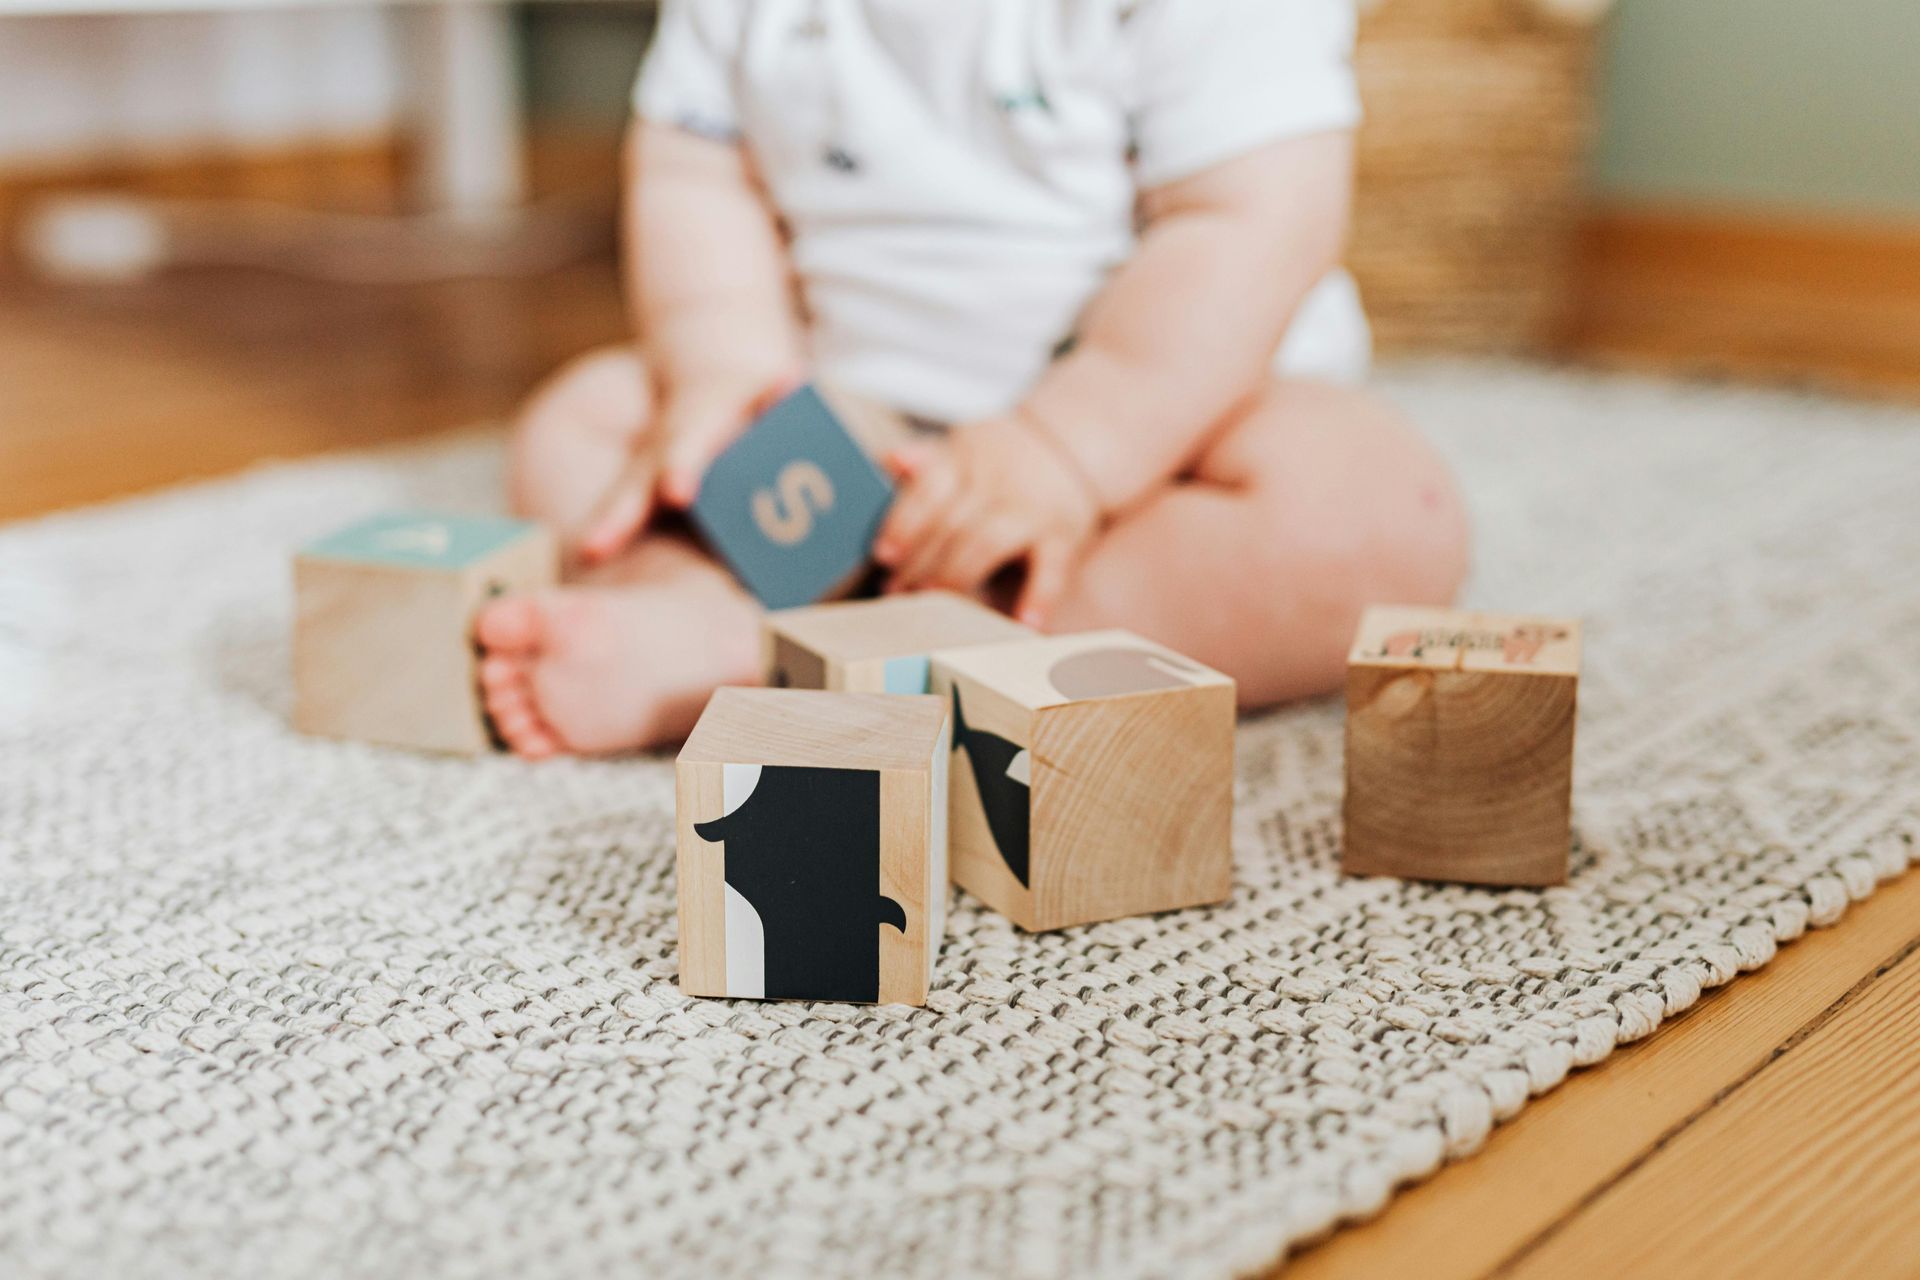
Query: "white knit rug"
2 364 1917 1280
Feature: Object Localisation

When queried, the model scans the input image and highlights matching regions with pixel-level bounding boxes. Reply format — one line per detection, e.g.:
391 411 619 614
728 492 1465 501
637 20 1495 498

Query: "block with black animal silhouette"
929 630 1235 932
1343 605 1581 886
763 591 1033 694
293 511 557 753
689 383 923 611
676 688 951 1005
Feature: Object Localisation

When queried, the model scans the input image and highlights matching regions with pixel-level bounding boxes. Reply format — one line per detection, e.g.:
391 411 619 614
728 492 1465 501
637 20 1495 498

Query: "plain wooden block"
1343 605 1582 886
930 629 1235 932
293 511 556 754
689 384 906 610
763 591 1034 694
676 688 951 1006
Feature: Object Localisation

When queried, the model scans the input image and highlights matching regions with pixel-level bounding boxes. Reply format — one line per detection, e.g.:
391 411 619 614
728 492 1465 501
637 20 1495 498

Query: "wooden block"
763 591 1034 694
293 511 556 754
930 630 1236 932
1342 605 1582 886
689 384 899 610
676 688 950 1005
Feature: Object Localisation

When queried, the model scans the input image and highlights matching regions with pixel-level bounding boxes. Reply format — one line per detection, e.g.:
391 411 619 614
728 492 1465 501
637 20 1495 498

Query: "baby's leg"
480 347 761 757
509 346 654 552
1049 379 1470 707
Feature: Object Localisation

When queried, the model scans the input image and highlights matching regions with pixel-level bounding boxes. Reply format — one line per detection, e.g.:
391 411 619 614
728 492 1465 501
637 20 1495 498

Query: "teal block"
302 511 539 571
689 386 895 610
883 655 931 694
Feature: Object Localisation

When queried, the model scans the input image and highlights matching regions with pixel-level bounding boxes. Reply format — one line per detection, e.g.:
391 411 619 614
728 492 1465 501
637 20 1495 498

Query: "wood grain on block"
931 630 1235 932
676 688 950 1006
763 591 1032 693
292 512 556 754
1343 605 1580 886
674 760 729 998
764 631 829 691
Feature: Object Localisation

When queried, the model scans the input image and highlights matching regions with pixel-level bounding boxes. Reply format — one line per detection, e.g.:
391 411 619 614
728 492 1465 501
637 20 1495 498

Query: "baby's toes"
480 655 528 702
490 697 562 759
476 644 564 759
511 723 563 760
475 595 546 656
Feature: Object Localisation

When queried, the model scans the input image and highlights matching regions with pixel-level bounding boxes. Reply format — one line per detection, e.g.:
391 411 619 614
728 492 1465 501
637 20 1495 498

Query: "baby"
477 0 1469 757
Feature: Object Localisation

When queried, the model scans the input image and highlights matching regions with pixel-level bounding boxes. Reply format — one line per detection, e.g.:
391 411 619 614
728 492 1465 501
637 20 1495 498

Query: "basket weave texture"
1351 0 1607 354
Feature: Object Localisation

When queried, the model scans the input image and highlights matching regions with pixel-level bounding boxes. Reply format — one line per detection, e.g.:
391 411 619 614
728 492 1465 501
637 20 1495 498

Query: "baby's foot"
476 570 760 757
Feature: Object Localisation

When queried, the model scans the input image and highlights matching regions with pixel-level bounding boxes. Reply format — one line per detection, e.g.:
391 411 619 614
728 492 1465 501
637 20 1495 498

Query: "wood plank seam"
1486 928 1920 1278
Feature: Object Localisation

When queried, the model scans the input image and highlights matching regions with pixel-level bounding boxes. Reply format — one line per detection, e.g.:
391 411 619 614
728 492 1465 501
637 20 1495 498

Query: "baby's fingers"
577 450 660 565
656 384 767 508
874 447 960 569
925 515 1031 596
889 488 985 591
1016 537 1078 629
658 373 803 506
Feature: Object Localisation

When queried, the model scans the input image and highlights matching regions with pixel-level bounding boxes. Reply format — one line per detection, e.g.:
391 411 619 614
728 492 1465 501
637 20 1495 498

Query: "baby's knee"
1235 381 1469 619
506 346 654 527
1356 396 1472 607
512 347 652 458
1407 464 1472 606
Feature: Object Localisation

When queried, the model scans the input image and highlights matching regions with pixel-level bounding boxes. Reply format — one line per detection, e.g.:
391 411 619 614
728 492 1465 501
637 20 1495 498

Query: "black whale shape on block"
695 765 905 1002
950 686 1031 888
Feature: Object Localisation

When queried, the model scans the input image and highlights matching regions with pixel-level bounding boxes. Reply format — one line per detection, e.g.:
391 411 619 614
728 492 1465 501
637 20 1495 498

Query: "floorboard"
0 260 626 520
1502 933 1920 1280
1282 870 1920 1279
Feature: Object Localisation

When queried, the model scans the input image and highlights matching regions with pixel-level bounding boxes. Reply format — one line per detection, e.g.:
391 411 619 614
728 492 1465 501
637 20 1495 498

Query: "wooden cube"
930 630 1235 932
293 511 556 754
763 591 1033 694
676 688 951 1005
1343 605 1582 886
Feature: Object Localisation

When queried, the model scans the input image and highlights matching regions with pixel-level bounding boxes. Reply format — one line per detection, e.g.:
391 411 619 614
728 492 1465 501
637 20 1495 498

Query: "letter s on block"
752 460 836 546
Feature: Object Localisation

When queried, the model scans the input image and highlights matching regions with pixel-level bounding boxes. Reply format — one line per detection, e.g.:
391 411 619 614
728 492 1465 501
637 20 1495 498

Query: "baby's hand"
577 367 802 566
875 412 1101 627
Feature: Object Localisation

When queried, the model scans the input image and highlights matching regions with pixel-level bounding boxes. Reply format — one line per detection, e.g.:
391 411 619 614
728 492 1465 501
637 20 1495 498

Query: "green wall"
519 2 655 128
1595 0 1920 217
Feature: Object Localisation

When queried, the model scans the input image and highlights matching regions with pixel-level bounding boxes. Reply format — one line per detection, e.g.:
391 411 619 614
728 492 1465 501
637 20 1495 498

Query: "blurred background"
2 0 1916 521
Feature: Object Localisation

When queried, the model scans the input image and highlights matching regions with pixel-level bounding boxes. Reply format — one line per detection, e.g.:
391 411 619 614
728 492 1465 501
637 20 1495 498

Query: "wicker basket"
1349 0 1611 355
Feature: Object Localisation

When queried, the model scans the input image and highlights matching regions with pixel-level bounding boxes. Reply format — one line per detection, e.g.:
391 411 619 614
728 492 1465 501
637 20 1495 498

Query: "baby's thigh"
1202 380 1448 508
509 346 654 523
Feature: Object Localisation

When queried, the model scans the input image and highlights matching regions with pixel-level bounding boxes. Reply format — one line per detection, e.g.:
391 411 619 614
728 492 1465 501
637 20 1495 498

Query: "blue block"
690 385 895 610
883 654 931 694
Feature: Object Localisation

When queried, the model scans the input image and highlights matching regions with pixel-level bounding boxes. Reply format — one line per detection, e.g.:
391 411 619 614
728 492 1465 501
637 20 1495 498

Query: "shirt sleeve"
1122 0 1362 190
631 0 745 142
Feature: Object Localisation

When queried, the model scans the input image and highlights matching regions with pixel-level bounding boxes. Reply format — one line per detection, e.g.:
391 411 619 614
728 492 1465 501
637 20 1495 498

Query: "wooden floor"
0 260 625 522
4 262 1918 1279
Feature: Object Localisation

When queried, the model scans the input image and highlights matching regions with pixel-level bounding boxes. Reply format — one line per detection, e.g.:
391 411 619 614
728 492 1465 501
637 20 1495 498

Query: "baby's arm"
578 122 805 563
1024 129 1353 512
878 130 1354 618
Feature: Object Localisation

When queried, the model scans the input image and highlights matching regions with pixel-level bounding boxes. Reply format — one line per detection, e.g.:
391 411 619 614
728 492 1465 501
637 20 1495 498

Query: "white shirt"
635 0 1371 423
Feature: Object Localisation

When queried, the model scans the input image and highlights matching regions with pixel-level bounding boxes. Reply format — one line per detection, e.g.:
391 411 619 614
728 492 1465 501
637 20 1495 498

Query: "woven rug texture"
2 363 1917 1279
